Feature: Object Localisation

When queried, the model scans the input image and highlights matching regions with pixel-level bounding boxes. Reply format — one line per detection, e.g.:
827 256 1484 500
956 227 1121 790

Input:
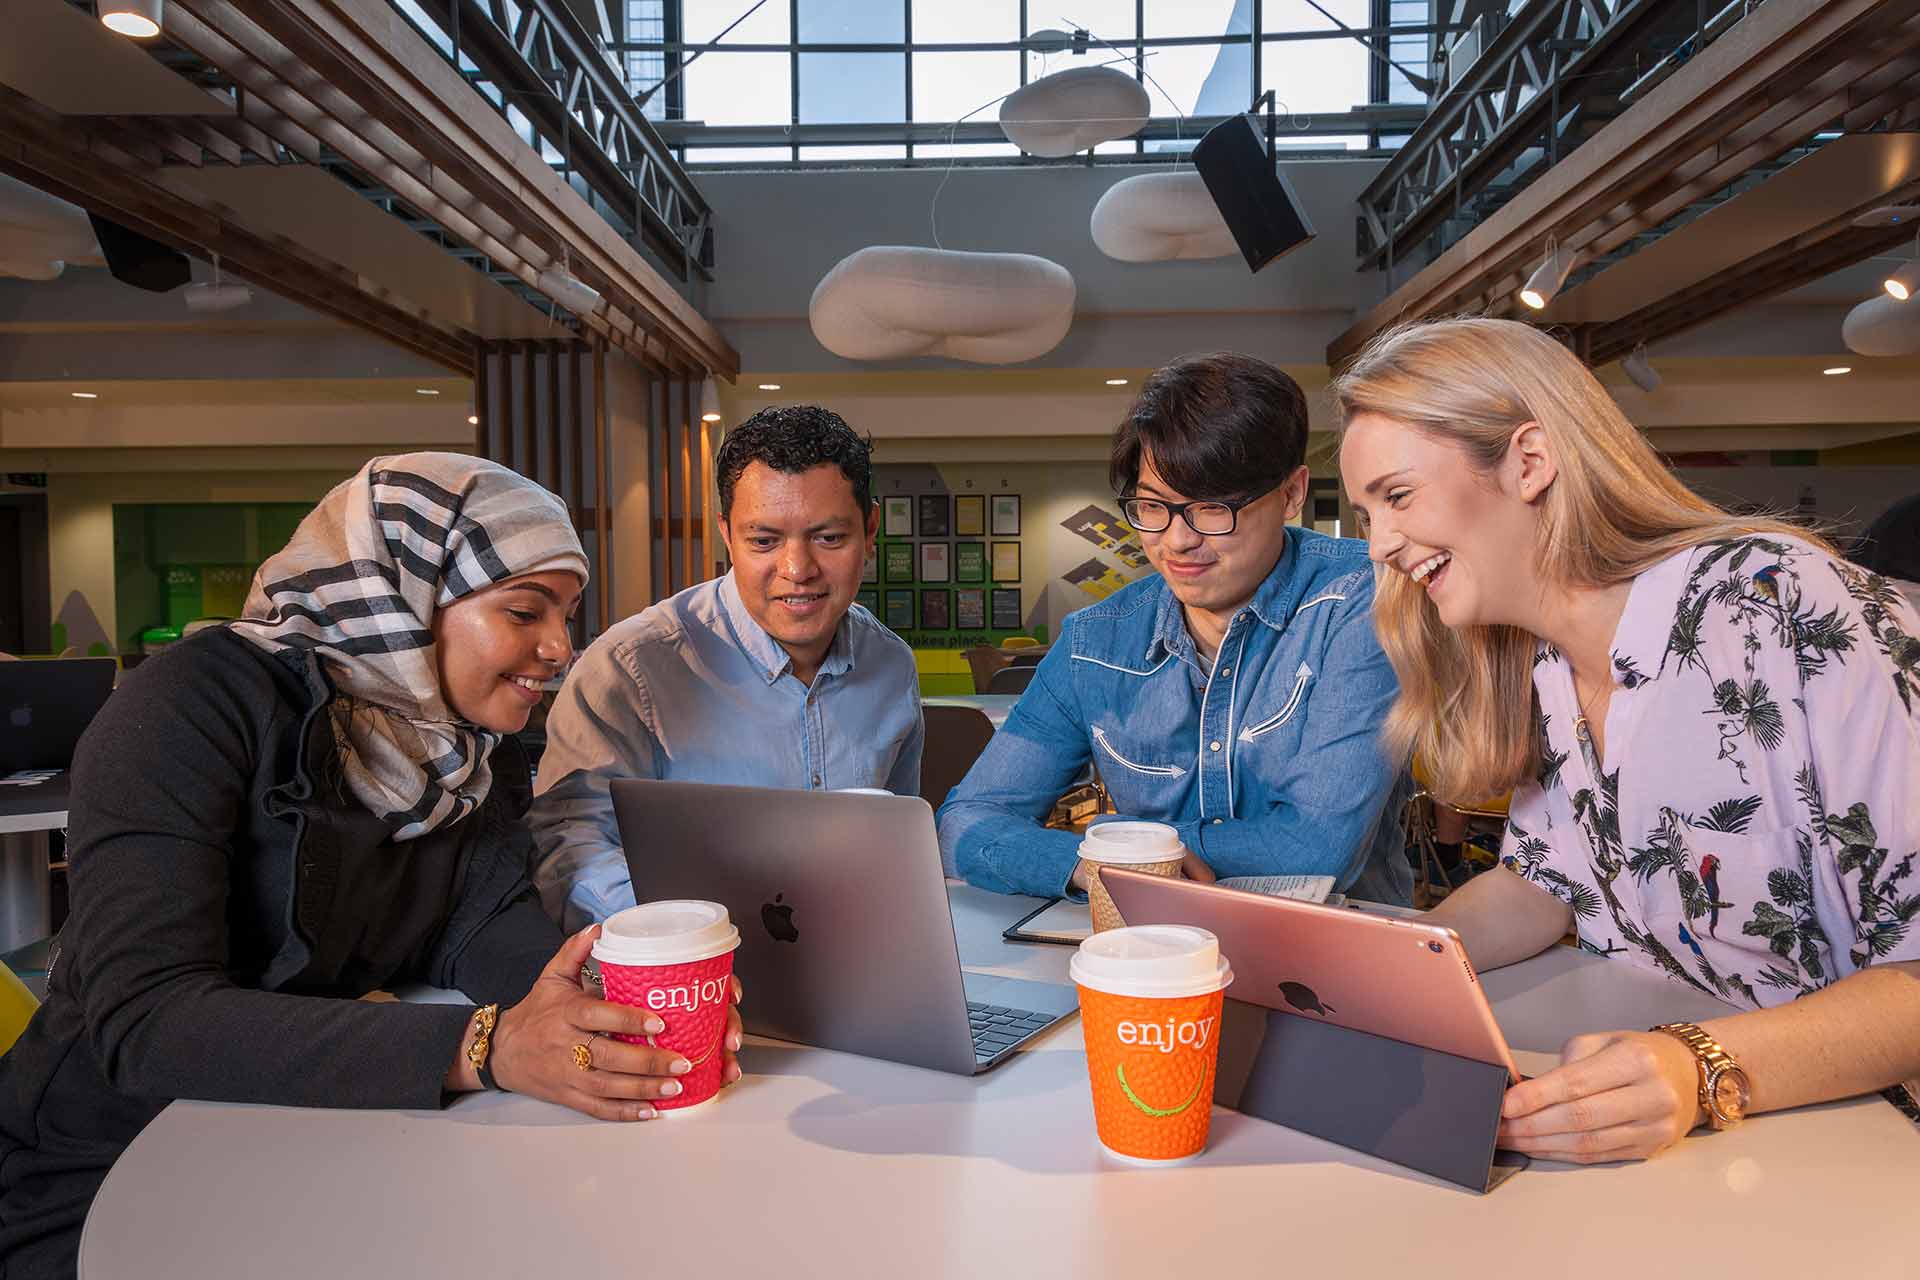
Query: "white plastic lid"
1069 925 1234 998
1077 819 1184 865
591 900 740 966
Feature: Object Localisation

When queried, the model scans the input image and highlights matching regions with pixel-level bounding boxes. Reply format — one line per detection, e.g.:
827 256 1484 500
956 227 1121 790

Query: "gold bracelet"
466 1003 502 1091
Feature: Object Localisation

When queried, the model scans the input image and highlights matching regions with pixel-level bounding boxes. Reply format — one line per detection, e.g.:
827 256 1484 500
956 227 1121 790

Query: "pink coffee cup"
592 900 741 1114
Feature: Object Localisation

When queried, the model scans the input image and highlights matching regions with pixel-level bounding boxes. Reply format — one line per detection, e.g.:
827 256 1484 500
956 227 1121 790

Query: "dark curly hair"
715 405 873 519
1110 352 1308 501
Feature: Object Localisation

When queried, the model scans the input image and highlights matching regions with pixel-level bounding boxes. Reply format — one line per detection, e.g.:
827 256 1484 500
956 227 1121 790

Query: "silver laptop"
610 779 1078 1075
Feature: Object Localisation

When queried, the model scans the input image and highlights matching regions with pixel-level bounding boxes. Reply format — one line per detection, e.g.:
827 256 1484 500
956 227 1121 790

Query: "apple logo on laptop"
761 893 799 943
1278 981 1335 1017
7 706 28 730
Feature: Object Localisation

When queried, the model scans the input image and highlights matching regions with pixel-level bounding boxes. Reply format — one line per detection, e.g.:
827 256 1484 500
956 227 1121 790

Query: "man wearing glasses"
938 352 1412 905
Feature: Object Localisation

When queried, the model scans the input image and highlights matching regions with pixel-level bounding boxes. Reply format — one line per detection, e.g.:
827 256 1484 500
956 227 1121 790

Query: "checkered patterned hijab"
232 453 588 840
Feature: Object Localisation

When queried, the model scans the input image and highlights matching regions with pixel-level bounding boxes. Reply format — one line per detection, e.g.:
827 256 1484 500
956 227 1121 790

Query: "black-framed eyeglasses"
1119 483 1280 536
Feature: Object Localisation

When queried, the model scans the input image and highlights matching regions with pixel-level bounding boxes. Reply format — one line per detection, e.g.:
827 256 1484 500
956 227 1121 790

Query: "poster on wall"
855 588 880 616
884 589 915 630
955 589 986 629
919 542 951 583
883 497 913 537
862 551 878 584
917 494 950 538
954 541 986 583
954 494 986 537
920 589 951 630
990 493 1021 536
883 542 915 583
991 540 1021 582
990 587 1022 630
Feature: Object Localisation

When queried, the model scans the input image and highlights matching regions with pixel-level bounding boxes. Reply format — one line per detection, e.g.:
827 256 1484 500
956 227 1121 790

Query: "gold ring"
571 1042 593 1071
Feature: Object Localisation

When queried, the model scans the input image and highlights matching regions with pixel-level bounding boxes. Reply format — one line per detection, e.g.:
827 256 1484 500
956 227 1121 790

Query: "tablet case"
1213 998 1527 1193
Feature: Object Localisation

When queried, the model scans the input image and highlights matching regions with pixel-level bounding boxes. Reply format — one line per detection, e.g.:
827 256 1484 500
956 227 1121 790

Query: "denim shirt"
938 528 1411 904
530 571 924 931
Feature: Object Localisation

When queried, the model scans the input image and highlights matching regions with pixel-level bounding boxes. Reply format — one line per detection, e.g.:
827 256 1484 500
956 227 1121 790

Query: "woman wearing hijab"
0 454 742 1278
1335 319 1920 1165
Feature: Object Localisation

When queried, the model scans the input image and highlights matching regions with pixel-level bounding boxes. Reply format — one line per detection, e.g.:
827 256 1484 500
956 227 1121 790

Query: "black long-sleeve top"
0 628 563 1277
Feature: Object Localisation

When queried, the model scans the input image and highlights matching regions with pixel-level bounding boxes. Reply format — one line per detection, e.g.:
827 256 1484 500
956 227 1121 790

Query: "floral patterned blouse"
1501 535 1920 1011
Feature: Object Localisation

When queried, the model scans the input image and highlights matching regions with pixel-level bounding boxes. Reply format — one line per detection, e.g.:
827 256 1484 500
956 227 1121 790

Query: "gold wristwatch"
466 1003 502 1091
1651 1021 1749 1130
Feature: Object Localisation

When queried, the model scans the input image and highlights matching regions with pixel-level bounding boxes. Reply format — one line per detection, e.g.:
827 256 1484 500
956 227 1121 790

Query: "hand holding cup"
488 923 744 1122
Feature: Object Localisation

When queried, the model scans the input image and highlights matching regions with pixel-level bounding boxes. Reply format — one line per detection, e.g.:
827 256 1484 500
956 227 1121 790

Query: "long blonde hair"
1330 318 1826 805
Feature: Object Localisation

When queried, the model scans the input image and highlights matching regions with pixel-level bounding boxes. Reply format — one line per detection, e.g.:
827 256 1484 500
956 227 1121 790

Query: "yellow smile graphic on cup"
1116 1063 1205 1118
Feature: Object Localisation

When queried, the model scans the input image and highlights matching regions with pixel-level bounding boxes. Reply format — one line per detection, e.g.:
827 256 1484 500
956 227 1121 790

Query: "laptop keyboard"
968 1001 1057 1062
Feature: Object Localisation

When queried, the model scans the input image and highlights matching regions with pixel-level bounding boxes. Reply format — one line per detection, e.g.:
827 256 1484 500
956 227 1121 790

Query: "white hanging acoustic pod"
1090 171 1236 263
0 173 106 279
1842 293 1920 357
809 246 1076 364
999 65 1150 158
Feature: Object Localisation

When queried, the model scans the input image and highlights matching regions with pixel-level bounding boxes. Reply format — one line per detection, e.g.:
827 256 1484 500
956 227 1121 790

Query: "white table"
80 885 1920 1279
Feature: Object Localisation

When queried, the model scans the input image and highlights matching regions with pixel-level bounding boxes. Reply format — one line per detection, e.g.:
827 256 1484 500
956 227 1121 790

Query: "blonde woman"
1334 318 1920 1165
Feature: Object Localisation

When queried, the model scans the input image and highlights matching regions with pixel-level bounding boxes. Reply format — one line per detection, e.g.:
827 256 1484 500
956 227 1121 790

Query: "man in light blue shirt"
532 406 923 930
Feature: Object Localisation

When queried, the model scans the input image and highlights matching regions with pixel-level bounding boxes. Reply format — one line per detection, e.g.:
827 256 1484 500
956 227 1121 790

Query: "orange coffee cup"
1071 924 1233 1164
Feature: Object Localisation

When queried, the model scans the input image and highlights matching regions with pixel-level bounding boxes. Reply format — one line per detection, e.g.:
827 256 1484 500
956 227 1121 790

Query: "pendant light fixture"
100 0 163 38
1519 240 1577 311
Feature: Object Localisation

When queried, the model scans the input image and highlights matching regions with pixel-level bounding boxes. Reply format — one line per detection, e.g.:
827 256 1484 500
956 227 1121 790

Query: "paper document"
1215 874 1337 903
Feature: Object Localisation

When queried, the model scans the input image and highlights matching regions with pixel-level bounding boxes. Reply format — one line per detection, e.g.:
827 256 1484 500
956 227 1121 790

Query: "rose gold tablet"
1101 868 1523 1082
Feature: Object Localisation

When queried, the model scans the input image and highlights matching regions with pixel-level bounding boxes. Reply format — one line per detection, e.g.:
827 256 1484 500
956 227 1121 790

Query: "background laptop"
0 658 116 774
610 779 1078 1076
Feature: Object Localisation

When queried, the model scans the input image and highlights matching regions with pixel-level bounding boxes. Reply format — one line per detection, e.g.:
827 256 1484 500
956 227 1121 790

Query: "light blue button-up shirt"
530 571 924 930
938 528 1412 906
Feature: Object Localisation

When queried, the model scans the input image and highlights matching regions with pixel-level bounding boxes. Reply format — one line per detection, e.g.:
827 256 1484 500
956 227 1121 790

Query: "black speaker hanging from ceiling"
85 214 192 292
1190 112 1317 274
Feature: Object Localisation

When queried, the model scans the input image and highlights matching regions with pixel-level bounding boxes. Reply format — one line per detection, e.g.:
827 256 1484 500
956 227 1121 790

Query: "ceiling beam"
175 0 738 379
1328 0 1920 366
0 86 476 374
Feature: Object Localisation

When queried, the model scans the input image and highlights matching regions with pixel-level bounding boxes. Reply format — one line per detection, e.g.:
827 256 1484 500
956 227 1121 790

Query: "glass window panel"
684 146 797 164
914 140 1023 157
912 0 1018 44
1262 0 1368 33
1092 138 1139 154
800 144 911 160
1276 131 1368 150
799 52 907 122
1029 0 1136 44
683 52 793 125
682 0 789 44
913 51 1022 124
1142 41 1250 116
1262 31 1369 115
798 0 905 43
1144 0 1247 39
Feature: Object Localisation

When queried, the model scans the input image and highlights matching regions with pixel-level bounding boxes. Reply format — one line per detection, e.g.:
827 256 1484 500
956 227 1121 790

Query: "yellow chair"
1404 754 1510 906
0 962 40 1058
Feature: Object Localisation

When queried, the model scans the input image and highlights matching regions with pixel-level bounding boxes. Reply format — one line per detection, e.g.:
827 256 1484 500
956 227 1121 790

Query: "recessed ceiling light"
70 391 98 399
701 412 722 422
416 388 441 396
757 383 782 391
467 415 480 425
1104 378 1129 386
1823 366 1852 376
